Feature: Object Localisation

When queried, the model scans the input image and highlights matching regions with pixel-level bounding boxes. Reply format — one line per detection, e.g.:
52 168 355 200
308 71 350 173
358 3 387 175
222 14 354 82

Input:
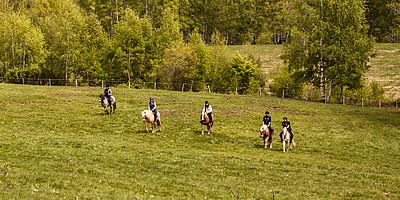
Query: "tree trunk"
128 49 131 81
65 33 70 86
12 30 15 69
327 79 333 103
23 37 26 71
115 0 119 23
145 0 148 15
319 0 325 102
339 86 344 104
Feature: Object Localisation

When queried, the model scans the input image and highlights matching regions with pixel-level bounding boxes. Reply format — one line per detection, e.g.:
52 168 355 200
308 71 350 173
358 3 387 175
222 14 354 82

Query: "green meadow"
1 84 399 199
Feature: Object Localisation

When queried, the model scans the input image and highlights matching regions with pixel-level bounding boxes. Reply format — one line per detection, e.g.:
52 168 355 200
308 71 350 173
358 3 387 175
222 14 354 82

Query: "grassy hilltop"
227 43 400 99
1 84 399 199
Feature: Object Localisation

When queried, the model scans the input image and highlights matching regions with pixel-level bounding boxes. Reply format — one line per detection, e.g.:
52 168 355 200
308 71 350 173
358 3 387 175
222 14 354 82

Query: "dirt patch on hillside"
249 106 310 115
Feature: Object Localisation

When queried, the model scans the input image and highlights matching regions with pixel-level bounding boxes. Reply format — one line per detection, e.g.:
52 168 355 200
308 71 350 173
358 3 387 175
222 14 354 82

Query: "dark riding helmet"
265 111 269 114
150 97 154 100
205 101 209 105
106 84 110 87
283 117 287 120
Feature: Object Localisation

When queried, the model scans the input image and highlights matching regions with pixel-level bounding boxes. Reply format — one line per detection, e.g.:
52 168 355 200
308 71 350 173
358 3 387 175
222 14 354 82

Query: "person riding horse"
280 117 294 143
148 97 158 122
104 85 112 104
262 111 274 137
202 101 214 127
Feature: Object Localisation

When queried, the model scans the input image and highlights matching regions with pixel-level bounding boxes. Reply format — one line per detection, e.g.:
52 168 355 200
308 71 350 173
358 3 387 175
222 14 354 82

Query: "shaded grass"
1 84 400 199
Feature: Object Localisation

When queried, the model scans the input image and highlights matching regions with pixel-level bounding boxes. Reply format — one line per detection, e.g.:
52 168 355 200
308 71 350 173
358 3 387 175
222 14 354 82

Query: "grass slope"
227 43 400 99
1 84 399 199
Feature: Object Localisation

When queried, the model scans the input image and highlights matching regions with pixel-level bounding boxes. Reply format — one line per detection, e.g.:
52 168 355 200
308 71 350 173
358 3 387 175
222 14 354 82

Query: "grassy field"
1 84 399 199
227 43 400 99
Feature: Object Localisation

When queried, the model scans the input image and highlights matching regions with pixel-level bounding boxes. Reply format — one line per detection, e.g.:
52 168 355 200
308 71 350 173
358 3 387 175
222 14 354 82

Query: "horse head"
260 125 270 138
200 111 209 124
142 110 148 122
282 127 291 141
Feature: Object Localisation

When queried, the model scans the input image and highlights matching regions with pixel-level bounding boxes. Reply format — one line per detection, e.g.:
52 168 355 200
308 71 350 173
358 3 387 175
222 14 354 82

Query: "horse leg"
145 121 149 133
113 102 116 113
201 124 204 135
207 124 211 134
152 122 156 133
157 120 162 132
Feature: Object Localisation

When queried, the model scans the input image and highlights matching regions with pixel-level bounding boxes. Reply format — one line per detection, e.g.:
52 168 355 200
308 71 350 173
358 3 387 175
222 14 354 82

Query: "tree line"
0 0 398 97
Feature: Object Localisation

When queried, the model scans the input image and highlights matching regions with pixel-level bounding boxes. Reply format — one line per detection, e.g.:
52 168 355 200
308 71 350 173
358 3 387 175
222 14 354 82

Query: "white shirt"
202 105 212 114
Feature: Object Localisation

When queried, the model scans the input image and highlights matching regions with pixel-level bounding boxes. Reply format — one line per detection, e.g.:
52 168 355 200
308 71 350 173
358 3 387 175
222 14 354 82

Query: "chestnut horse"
259 125 273 149
200 111 211 135
142 110 161 133
282 127 296 152
99 94 116 115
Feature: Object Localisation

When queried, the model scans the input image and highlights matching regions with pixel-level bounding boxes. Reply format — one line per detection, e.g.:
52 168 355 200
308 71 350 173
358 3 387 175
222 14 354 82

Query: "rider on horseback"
104 85 112 103
262 111 274 136
149 97 158 122
279 117 294 143
202 101 214 127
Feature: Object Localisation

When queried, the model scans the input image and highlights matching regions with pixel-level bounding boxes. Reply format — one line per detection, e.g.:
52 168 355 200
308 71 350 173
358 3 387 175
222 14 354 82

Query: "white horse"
141 110 161 133
282 127 296 152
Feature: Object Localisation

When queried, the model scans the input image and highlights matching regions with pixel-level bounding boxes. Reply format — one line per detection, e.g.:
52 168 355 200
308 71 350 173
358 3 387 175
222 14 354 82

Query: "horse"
200 111 211 135
282 127 296 152
99 94 116 115
259 125 273 149
142 110 161 133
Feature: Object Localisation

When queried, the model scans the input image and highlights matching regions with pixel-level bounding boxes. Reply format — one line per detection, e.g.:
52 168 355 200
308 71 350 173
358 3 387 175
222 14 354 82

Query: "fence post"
396 101 398 109
49 79 51 86
282 90 285 98
343 96 345 105
129 81 130 88
208 85 211 93
75 79 78 87
379 100 381 108
182 83 185 92
154 82 156 90
259 87 262 96
236 87 238 95
362 98 363 107
102 80 103 88
22 78 24 85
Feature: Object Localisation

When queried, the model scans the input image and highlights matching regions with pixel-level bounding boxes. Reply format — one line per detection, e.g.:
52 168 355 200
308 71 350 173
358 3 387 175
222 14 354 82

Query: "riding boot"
279 132 283 142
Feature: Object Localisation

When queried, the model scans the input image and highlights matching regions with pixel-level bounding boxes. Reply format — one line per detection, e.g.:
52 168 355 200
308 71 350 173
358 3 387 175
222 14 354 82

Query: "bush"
269 66 303 98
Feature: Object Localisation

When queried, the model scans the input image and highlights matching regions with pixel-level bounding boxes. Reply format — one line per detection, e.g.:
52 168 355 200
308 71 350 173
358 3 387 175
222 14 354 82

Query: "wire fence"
1 77 399 110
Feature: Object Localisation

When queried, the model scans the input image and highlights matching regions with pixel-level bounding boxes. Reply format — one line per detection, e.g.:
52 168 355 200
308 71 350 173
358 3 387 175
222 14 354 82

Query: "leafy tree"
230 52 262 94
282 0 374 102
0 7 47 80
188 30 211 91
269 66 303 98
159 41 198 90
111 8 152 82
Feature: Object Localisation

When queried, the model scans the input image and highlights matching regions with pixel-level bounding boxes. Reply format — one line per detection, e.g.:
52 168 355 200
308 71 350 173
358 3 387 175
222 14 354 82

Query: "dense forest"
0 0 399 97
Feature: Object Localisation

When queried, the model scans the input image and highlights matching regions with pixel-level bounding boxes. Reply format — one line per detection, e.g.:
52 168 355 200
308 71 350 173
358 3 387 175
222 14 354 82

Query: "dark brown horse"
200 111 211 134
99 94 116 115
259 125 273 149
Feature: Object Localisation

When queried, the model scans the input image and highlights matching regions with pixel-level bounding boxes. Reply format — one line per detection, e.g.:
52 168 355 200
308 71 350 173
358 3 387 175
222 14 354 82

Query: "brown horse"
259 125 273 149
142 110 161 133
200 111 212 135
282 127 296 152
99 94 116 115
